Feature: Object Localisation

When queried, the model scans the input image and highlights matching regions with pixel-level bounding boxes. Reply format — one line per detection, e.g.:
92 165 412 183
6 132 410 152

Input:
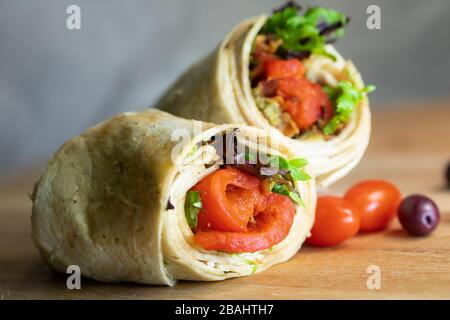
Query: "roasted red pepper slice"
251 51 278 83
190 167 296 252
195 193 295 253
278 78 333 130
256 57 334 131
265 58 305 79
191 167 263 232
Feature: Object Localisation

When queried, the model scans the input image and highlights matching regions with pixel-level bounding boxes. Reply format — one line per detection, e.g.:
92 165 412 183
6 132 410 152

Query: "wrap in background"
157 15 371 187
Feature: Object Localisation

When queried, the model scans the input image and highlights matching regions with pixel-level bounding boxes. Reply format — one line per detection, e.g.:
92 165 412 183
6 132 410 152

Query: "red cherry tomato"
306 196 360 247
344 180 402 232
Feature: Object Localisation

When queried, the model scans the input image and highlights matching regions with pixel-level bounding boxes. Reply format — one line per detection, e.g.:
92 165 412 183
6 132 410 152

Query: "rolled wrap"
31 109 316 286
157 15 371 187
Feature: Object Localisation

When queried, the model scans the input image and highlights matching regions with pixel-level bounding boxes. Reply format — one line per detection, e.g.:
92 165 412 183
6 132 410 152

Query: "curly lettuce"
323 81 376 135
261 4 349 60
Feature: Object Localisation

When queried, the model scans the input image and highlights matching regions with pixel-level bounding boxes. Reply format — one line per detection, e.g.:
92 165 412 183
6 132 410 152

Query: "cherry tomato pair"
307 180 401 247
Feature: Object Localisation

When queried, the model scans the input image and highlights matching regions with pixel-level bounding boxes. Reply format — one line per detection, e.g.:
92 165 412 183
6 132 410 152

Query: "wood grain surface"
1 102 449 299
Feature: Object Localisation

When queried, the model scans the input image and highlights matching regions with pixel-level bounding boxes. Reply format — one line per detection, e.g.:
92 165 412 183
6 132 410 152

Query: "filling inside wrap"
164 127 312 278
249 4 374 139
185 130 310 253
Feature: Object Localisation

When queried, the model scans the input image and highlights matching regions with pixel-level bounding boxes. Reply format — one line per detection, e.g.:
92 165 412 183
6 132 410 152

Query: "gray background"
1 0 449 178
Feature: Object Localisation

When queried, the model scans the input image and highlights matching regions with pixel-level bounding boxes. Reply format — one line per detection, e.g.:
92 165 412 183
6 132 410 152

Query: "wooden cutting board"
1 103 449 299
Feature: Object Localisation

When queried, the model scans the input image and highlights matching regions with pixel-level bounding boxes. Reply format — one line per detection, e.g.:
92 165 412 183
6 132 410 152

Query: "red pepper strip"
195 193 296 253
261 58 334 131
266 58 305 79
278 78 333 130
191 167 263 232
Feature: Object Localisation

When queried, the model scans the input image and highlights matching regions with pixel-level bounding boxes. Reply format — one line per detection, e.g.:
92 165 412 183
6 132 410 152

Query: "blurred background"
0 0 449 178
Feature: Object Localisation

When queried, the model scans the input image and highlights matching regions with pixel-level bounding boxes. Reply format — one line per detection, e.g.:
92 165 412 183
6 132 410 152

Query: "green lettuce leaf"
184 190 202 228
261 6 349 59
323 81 376 135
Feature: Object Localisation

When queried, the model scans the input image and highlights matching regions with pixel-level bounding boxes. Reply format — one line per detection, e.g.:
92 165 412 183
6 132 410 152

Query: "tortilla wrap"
157 15 371 187
31 109 316 286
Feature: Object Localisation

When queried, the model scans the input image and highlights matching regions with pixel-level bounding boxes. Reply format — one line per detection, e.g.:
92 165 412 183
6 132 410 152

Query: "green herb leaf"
288 158 309 168
288 190 305 207
269 155 290 170
271 182 305 207
238 151 310 208
267 154 310 205
289 167 311 181
185 191 202 228
271 182 290 196
363 85 376 94
323 81 376 135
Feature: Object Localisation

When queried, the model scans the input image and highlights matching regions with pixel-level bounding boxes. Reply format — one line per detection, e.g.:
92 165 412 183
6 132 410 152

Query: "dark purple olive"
446 162 450 188
398 195 440 236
